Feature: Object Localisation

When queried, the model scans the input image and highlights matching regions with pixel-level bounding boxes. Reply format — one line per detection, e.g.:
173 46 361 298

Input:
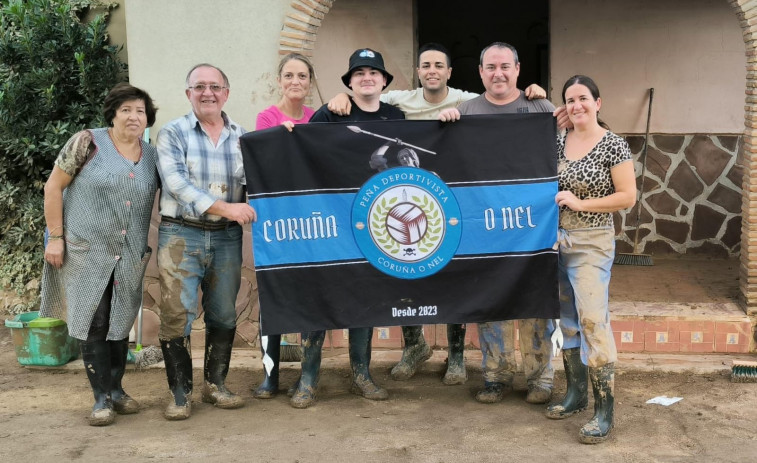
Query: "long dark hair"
561 75 610 130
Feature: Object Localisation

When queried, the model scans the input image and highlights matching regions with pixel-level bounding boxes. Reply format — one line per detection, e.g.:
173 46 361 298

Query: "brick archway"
732 0 757 314
279 0 757 315
278 0 333 58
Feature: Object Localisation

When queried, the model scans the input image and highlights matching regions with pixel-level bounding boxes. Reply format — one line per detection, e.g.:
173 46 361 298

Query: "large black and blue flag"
241 114 559 335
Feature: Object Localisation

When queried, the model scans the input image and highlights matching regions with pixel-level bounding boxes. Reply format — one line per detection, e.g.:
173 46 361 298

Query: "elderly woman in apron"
40 83 159 426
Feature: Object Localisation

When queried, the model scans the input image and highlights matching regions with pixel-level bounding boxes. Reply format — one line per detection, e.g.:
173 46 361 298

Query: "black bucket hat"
341 48 394 89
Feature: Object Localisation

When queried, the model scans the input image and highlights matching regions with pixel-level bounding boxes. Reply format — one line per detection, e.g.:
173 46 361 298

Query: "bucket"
4 311 80 366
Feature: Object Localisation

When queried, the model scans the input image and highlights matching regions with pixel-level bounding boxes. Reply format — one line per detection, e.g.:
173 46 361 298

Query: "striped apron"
40 128 158 340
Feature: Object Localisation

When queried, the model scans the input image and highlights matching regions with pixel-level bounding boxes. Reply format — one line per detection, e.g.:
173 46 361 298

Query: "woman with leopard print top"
545 75 636 445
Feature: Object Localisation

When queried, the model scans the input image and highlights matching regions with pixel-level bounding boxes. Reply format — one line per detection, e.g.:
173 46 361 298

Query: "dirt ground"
1 335 756 462
1 257 755 462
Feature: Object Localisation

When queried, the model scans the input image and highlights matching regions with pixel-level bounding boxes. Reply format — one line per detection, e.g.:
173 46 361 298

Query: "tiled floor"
355 257 755 354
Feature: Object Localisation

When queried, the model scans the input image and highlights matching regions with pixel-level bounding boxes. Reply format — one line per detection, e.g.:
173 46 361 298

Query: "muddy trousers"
478 319 554 387
558 227 617 367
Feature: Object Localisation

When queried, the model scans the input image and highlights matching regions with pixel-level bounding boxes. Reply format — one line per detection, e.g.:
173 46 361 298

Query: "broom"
731 360 757 382
614 88 655 266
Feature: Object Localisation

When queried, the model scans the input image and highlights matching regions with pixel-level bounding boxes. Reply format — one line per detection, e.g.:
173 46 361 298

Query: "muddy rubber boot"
546 348 588 418
475 381 512 404
80 341 115 426
202 327 244 409
349 327 388 400
253 332 280 399
579 363 615 444
160 336 193 420
390 326 432 381
291 331 325 409
109 338 139 414
287 377 300 398
442 324 467 385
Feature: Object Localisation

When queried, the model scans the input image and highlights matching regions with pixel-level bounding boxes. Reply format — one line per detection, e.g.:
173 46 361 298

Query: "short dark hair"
103 83 158 128
479 42 519 66
185 63 230 89
417 42 451 67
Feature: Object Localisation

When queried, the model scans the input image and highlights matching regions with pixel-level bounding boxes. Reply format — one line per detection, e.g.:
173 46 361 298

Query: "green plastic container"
4 311 80 366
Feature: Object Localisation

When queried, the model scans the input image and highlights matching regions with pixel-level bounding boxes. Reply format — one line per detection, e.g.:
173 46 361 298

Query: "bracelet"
47 235 63 241
48 225 63 235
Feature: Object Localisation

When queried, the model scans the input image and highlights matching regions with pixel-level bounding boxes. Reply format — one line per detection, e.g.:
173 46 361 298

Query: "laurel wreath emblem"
371 196 400 254
411 194 442 253
370 192 443 256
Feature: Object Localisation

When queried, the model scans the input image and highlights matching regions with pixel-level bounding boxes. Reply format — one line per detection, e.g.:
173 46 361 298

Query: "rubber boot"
349 327 388 400
253 332 280 399
109 338 139 414
546 348 588 419
202 327 244 409
390 326 432 381
475 381 512 404
442 324 467 385
80 341 115 426
290 331 325 409
160 336 193 420
579 363 615 444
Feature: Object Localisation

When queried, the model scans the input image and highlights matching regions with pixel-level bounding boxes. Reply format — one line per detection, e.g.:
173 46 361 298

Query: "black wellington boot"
349 327 388 400
579 363 615 444
80 341 115 426
160 336 193 420
109 338 139 414
546 348 588 419
443 324 467 385
290 331 325 409
253 331 280 399
390 326 432 381
202 327 244 409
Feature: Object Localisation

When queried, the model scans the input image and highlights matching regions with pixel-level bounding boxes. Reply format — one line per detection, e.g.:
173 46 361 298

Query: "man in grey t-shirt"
440 42 557 406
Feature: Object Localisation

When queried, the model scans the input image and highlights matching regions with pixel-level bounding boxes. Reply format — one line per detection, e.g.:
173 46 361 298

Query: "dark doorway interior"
416 0 550 97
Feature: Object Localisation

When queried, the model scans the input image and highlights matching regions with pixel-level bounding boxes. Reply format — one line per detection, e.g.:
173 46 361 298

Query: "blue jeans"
558 227 617 367
157 221 243 340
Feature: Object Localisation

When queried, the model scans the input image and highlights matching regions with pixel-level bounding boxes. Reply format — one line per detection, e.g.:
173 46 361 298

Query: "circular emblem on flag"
352 167 461 279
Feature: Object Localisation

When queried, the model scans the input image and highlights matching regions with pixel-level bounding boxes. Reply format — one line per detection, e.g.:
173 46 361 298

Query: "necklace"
108 128 142 163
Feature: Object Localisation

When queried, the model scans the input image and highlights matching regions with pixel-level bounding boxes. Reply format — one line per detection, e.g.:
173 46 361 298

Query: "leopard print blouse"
557 131 632 230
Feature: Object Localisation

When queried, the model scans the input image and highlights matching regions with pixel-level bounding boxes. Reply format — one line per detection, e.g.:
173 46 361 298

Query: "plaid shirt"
156 111 247 221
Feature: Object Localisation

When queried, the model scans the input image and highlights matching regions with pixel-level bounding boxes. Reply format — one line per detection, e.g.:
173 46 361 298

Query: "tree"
0 0 126 312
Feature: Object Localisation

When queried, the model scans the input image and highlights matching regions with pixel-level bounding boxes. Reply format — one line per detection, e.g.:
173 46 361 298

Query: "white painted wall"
123 0 746 135
124 0 290 134
551 0 746 134
311 0 415 107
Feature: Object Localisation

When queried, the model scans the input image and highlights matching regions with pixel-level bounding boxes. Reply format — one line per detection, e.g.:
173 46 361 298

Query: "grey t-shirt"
458 90 555 115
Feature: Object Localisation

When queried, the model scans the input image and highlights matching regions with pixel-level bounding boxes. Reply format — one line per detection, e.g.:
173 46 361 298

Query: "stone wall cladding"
615 134 743 258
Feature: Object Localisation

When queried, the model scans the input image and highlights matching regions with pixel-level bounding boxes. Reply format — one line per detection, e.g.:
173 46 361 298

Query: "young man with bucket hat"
287 48 404 409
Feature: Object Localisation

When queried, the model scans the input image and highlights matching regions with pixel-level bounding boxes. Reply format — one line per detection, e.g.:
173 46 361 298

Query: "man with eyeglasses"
155 63 257 421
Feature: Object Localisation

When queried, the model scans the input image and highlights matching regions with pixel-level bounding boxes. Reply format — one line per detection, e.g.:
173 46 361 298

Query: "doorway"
416 0 550 96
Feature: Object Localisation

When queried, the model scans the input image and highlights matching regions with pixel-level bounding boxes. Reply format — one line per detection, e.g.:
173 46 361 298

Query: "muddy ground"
1 257 755 462
1 326 756 463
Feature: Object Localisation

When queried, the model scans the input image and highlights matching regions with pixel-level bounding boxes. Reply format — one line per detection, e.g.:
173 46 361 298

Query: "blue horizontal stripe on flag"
251 181 558 268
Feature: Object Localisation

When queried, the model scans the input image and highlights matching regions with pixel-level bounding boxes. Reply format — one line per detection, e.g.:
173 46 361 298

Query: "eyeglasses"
188 84 227 93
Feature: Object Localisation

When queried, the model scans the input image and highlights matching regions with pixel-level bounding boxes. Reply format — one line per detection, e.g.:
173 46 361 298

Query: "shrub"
0 0 126 313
